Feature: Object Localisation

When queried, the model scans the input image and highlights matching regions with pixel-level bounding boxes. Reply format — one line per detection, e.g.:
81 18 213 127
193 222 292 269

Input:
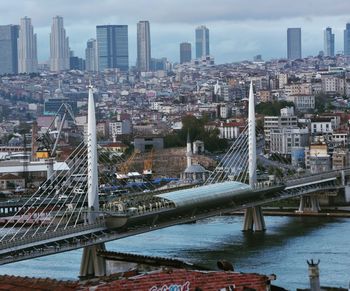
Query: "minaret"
248 81 257 188
87 84 99 223
186 130 192 168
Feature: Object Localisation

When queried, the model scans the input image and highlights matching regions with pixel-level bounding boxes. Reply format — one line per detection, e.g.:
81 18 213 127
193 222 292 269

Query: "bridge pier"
298 196 320 213
80 243 106 278
243 206 266 232
298 196 305 212
310 196 320 213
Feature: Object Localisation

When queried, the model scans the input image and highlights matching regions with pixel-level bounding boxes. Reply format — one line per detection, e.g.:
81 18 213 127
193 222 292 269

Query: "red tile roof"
87 269 270 291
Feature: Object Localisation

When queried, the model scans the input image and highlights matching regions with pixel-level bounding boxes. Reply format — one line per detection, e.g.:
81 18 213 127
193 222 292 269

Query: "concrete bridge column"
243 206 266 232
80 243 106 278
341 170 346 186
298 196 305 212
310 196 321 213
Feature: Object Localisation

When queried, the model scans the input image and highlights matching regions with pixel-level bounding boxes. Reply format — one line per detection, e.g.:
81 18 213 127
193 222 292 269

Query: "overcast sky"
2 0 350 64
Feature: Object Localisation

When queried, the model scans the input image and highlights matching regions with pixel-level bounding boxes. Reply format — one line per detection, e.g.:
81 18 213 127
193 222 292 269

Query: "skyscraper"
0 25 19 75
195 25 209 59
137 21 151 72
18 17 38 73
96 25 129 71
324 27 335 57
50 16 70 72
180 42 191 64
344 23 350 56
85 39 98 72
287 28 302 60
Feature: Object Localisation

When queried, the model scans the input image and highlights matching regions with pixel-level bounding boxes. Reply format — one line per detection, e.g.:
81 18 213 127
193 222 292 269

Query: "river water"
0 215 349 290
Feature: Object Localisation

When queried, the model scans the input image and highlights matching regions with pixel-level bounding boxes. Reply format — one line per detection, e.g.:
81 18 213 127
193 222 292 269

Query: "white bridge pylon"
244 81 266 231
81 84 106 277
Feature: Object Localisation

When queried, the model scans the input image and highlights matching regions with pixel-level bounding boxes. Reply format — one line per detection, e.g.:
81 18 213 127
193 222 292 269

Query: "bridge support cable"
204 125 249 184
80 243 106 278
37 154 89 233
11 144 89 240
204 125 248 184
0 141 88 242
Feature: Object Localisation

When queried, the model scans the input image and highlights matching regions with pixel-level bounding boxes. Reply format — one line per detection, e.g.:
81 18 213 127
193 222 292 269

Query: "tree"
164 115 228 152
256 101 294 116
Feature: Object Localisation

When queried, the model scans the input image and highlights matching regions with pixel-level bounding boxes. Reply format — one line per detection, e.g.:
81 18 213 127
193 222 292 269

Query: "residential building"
180 42 191 64
18 17 38 73
308 143 331 174
287 28 302 60
284 83 312 96
270 127 309 155
321 75 345 95
134 136 164 152
344 23 350 56
0 25 19 75
96 25 129 71
137 21 151 72
264 114 298 149
195 25 209 59
324 27 335 57
85 39 98 71
332 148 348 170
278 73 288 89
50 16 70 72
310 117 333 135
286 95 315 112
109 119 132 137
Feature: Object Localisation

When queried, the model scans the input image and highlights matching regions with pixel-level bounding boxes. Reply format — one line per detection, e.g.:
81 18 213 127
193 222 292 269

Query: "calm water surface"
0 215 349 290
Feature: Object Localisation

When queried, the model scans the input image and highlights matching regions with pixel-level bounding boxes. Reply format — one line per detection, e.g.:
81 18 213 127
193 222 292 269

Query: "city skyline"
0 0 350 64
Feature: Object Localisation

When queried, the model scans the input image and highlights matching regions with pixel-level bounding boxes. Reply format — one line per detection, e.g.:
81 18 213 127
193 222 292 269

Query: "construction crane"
143 148 154 177
36 103 75 159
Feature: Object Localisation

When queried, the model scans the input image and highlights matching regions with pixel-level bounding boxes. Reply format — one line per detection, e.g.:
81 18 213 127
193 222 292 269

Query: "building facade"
85 39 98 72
137 21 151 72
324 27 335 57
0 25 19 75
195 25 209 59
50 16 70 72
180 42 191 64
18 17 38 73
344 23 350 56
96 25 129 71
287 28 302 60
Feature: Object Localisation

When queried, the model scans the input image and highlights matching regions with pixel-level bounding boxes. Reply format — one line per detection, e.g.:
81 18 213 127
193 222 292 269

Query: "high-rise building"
96 25 129 71
195 25 209 59
18 17 38 73
0 25 19 75
50 16 70 72
344 23 350 56
85 39 98 72
137 21 151 72
324 27 335 57
180 42 191 64
287 28 302 60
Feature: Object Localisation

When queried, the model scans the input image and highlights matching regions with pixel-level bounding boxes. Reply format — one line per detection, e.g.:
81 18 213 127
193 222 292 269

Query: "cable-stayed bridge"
0 83 346 277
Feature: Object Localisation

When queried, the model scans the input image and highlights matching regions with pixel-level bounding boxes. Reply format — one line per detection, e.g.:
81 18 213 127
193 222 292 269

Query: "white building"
264 115 298 147
287 95 315 112
270 127 309 155
18 17 38 73
50 16 70 72
109 120 132 137
310 117 333 135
